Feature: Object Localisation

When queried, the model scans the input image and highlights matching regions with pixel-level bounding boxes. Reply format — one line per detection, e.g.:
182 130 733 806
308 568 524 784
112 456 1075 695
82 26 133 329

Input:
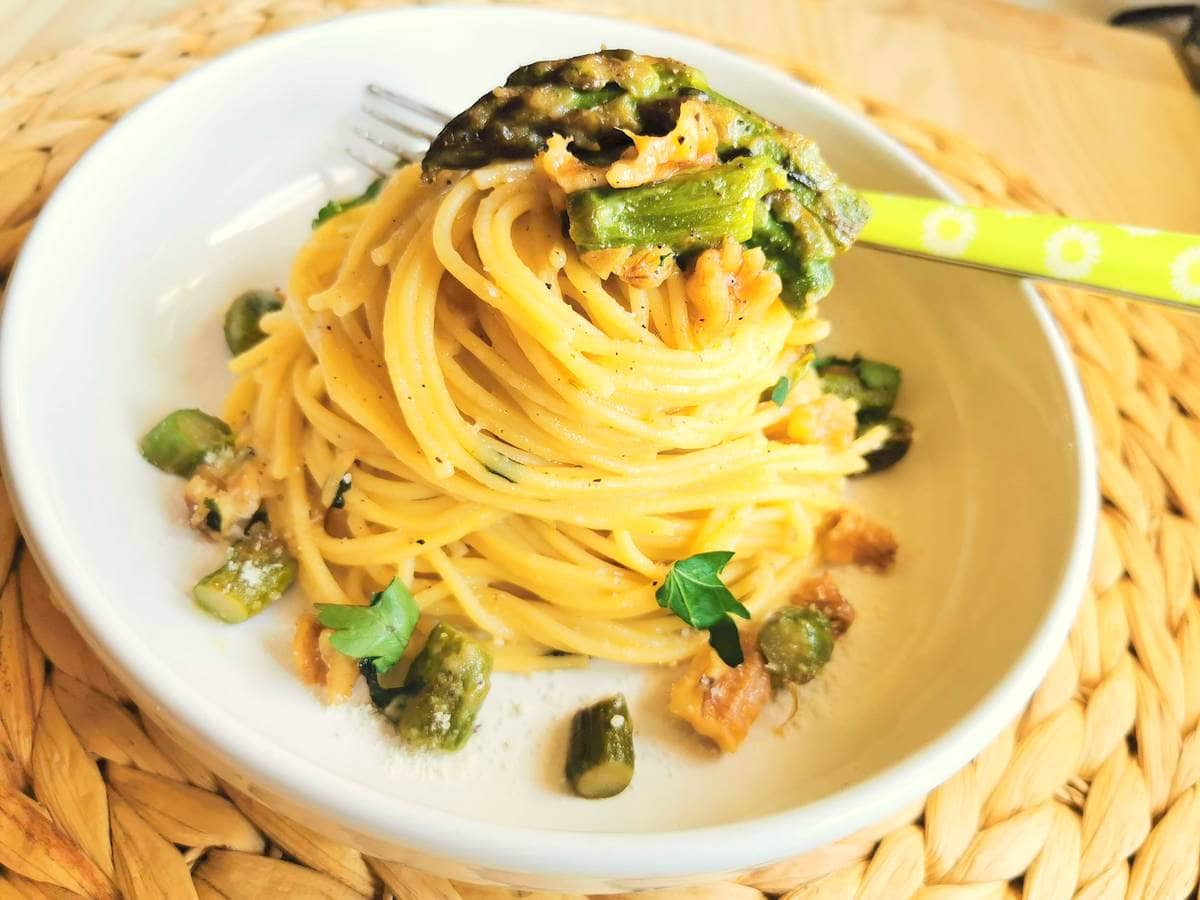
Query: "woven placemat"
2 2 1199 897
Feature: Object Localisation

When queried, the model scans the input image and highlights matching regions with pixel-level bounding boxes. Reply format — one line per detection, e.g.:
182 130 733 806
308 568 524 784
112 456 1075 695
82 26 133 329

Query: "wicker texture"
1 2 1199 897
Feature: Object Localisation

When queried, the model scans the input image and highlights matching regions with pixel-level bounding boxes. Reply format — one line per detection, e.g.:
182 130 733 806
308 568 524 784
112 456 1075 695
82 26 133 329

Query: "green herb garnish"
655 551 749 667
770 376 791 407
314 577 419 674
312 177 383 229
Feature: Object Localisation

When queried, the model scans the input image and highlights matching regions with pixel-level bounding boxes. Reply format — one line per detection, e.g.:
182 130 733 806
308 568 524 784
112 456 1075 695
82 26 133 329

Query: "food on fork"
137 50 912 793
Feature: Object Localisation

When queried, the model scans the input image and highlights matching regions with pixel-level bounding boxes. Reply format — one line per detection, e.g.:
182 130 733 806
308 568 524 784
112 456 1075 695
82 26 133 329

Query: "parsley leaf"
314 577 418 673
770 375 791 407
706 617 745 668
655 551 750 667
312 177 384 229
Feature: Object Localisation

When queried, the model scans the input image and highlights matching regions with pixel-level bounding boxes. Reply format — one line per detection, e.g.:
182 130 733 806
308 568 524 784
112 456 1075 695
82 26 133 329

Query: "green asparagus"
387 623 493 751
424 50 708 171
139 409 233 477
566 694 635 799
192 525 296 623
757 606 834 687
224 289 282 356
746 200 833 312
421 50 870 308
566 156 785 252
860 414 914 473
815 355 902 419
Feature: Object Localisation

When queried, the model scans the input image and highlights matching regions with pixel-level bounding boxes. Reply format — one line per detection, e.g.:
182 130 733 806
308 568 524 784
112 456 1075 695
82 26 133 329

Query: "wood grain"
0 0 1196 232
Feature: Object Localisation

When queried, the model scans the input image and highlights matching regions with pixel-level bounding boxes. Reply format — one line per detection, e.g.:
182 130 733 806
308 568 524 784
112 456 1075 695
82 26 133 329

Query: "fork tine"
351 124 419 162
366 83 451 125
344 146 391 178
363 107 438 143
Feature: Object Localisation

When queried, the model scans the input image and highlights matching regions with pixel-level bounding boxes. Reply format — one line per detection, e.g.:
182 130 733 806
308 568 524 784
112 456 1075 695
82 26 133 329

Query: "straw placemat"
1 2 1198 897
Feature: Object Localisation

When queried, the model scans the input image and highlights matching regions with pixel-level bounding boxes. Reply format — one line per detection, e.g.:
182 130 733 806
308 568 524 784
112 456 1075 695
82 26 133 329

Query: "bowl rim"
0 4 1098 882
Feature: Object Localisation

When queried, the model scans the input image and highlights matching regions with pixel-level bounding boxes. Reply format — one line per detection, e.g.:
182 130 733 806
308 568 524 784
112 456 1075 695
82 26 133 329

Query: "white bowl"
0 6 1096 893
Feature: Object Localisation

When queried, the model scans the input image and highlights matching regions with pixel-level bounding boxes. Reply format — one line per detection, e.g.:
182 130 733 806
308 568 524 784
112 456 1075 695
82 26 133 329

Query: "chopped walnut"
821 509 897 572
684 237 782 346
293 613 360 704
785 394 857 450
668 634 771 753
792 573 856 636
184 450 264 540
606 99 719 189
581 244 678 288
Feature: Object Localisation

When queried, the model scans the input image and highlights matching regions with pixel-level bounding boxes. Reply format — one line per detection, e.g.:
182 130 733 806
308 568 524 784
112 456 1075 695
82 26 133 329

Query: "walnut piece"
821 509 897 572
792 572 856 636
293 613 359 704
685 237 782 346
668 634 771 753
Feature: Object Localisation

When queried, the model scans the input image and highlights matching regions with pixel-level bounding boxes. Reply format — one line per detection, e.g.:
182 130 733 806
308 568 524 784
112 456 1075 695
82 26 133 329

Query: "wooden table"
2 0 1198 231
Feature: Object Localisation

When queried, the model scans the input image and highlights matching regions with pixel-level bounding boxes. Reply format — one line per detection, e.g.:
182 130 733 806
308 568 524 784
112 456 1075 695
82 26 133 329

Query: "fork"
349 83 1200 312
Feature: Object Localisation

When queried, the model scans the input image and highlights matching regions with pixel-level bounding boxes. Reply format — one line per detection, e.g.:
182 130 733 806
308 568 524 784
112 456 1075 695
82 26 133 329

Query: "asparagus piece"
746 200 833 312
566 694 635 799
860 414 913 473
139 409 233 477
703 98 870 253
815 355 902 419
224 289 282 356
757 606 834 688
389 623 493 751
424 50 708 171
566 156 784 252
192 525 296 623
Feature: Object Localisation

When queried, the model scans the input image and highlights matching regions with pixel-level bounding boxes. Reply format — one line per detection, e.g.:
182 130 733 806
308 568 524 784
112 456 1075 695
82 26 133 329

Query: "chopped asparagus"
566 694 635 799
860 414 913 473
387 623 493 751
424 50 708 171
192 525 296 623
815 356 902 419
224 289 282 356
757 606 834 687
139 409 233 477
703 99 870 253
567 156 784 252
746 201 833 312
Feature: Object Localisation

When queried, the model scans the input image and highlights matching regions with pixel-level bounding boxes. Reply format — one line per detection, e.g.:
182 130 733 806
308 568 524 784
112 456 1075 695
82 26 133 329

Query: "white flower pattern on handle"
1118 225 1160 237
921 206 977 257
1170 246 1200 302
1044 226 1102 279
858 189 1200 309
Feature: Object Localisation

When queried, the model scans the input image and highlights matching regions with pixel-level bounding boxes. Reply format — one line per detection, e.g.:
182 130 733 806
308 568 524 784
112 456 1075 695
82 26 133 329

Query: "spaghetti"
224 157 883 675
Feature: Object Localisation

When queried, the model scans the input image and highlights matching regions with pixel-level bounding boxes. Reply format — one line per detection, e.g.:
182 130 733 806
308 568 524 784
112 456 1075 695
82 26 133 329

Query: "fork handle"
857 191 1200 310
